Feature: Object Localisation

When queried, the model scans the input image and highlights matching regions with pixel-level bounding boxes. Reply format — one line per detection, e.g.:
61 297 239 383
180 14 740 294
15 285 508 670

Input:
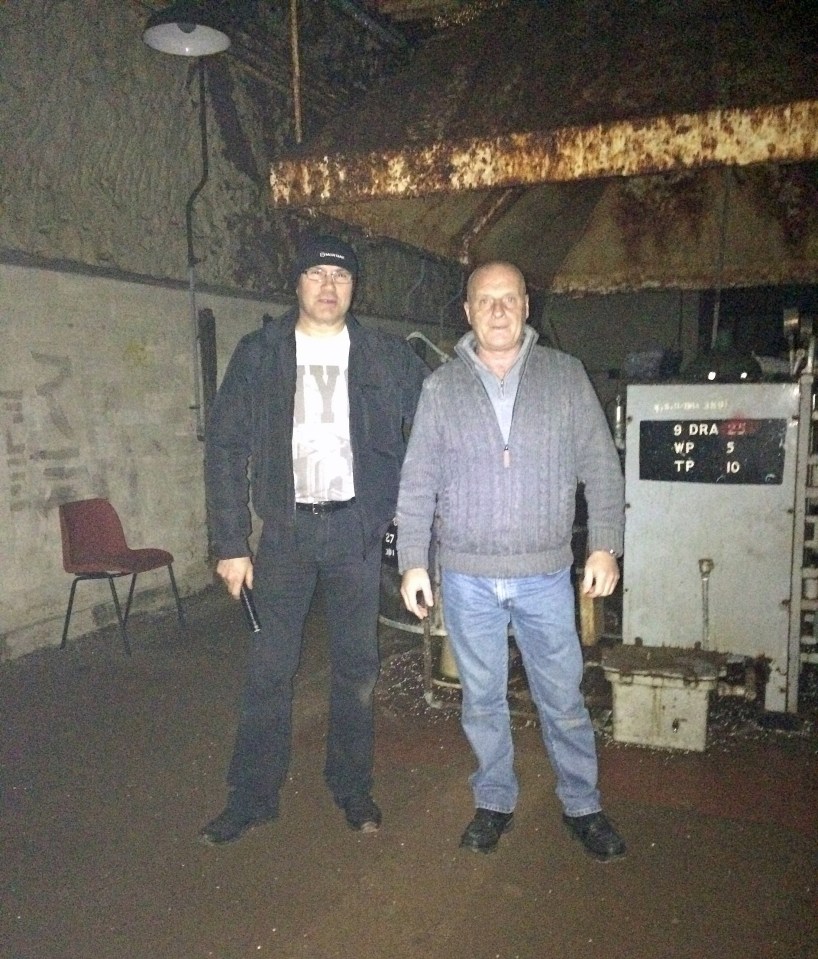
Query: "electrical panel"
622 383 802 712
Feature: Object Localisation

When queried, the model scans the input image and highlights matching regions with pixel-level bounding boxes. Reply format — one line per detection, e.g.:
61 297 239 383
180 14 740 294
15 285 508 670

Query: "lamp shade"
143 1 230 57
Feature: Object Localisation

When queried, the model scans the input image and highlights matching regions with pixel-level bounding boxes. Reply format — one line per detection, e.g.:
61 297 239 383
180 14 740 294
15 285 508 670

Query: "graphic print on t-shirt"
293 328 355 502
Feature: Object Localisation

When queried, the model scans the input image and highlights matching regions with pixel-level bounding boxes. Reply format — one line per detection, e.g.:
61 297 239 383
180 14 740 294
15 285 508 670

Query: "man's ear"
464 301 472 327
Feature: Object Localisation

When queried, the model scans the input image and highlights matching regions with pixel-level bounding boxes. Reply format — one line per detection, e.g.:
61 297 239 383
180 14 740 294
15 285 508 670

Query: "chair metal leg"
167 564 186 627
123 573 138 625
62 574 131 655
107 575 132 656
61 578 81 649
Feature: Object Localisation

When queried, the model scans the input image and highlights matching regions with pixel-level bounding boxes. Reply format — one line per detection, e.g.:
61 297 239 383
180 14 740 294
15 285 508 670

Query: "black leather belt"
295 497 356 515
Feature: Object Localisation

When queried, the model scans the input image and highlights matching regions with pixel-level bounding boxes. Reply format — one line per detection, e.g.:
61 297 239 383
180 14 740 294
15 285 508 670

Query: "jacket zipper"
463 333 533 470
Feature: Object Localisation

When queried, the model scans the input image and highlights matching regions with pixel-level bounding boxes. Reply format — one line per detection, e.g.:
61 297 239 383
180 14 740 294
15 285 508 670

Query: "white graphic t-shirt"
292 327 355 502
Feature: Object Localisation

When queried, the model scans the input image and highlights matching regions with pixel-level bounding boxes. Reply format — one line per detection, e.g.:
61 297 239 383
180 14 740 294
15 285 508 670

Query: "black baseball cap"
293 235 359 281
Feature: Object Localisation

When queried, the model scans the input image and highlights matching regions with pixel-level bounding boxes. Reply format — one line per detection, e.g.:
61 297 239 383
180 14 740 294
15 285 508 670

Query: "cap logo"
293 235 358 283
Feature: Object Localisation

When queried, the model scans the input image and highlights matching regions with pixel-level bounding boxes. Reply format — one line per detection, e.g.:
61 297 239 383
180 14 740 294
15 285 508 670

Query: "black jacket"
205 308 428 559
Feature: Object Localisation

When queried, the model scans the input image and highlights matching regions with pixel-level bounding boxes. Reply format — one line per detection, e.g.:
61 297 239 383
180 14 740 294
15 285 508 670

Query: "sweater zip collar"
455 326 538 468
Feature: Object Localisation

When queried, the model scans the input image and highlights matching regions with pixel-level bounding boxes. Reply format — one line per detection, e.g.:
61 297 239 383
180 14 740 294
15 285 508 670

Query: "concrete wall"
1 263 272 657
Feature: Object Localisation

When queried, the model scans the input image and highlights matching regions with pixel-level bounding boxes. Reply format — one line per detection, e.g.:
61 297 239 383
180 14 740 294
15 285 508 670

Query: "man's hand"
400 567 434 620
581 550 619 599
216 556 253 599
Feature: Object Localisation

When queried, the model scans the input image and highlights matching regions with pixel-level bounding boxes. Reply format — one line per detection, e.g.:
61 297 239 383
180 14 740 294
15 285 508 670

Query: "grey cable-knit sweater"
395 328 624 578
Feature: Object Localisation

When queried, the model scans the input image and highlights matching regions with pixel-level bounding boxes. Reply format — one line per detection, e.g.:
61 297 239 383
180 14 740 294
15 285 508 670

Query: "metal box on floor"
601 646 724 751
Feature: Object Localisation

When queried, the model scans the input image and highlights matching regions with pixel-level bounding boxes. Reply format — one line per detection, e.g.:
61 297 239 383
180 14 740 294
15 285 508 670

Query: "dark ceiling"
142 0 818 293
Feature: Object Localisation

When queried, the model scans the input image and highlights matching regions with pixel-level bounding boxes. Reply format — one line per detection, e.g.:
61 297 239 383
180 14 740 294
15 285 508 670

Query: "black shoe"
460 808 514 854
198 805 277 845
563 811 626 862
342 794 382 833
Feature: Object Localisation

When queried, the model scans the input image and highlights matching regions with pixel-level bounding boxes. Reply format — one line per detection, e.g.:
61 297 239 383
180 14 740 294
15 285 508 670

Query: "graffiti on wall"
1 353 89 513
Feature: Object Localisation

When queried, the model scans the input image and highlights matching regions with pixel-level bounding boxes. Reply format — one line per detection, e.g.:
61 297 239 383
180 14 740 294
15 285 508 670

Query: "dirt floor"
2 586 817 959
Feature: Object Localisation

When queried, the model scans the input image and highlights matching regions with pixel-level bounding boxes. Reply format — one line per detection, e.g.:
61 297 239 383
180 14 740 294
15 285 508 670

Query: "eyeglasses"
303 267 353 285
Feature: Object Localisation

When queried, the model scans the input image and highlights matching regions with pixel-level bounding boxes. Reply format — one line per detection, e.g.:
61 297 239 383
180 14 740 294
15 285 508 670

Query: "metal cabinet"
622 382 806 713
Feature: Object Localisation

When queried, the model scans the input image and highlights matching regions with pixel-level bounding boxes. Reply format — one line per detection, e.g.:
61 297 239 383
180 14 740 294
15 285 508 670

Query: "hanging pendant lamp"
142 1 231 57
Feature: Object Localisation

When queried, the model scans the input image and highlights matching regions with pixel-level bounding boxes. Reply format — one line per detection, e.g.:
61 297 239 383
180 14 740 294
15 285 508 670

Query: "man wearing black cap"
201 235 428 844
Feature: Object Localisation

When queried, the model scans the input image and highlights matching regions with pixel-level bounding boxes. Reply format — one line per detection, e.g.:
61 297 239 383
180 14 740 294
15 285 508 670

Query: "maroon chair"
59 498 185 654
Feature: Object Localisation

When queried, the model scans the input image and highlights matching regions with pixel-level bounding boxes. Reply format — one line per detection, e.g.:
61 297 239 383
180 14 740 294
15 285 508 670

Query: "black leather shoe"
460 808 514 854
563 811 626 861
342 794 382 833
198 805 277 845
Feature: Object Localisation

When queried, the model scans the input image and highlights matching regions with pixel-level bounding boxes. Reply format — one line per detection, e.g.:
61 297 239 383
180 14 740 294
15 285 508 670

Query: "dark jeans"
226 506 382 814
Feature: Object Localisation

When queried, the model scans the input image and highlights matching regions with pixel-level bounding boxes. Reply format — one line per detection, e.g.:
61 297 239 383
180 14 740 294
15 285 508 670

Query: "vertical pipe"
709 169 731 350
709 17 730 353
402 259 426 334
698 558 714 649
185 58 210 441
290 0 303 144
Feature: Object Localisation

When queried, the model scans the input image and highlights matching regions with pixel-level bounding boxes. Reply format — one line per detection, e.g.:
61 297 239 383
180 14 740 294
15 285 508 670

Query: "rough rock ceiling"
371 0 512 31
271 0 818 293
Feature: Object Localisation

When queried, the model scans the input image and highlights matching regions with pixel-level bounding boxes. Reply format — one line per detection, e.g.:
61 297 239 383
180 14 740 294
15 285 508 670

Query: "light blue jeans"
441 567 601 818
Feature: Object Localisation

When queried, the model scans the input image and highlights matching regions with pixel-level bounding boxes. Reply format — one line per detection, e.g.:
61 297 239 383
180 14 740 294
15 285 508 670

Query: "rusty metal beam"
270 100 818 207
